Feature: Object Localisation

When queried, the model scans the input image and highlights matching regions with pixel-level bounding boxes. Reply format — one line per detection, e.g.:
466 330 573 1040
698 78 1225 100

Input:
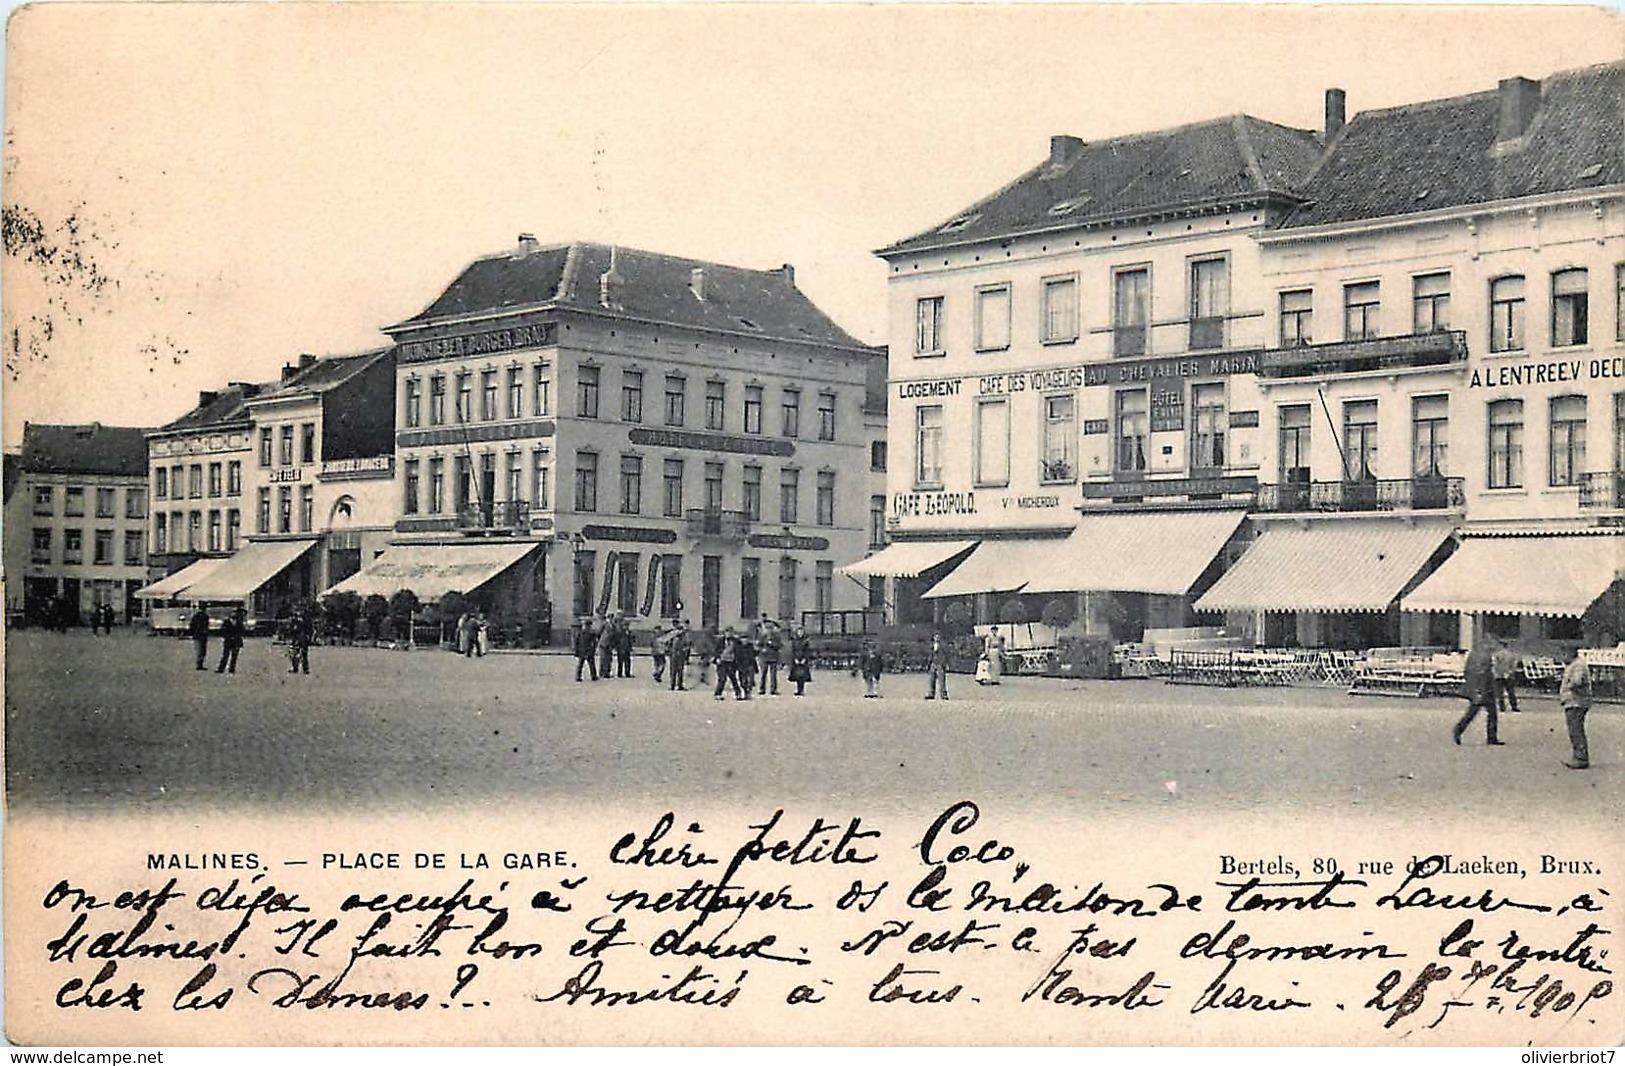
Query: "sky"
4 3 1622 446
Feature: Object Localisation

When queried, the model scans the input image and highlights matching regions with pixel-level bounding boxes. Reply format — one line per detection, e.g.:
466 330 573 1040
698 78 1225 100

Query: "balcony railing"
1259 330 1468 379
684 508 751 541
1578 472 1625 510
1082 474 1258 504
1253 477 1465 514
457 500 531 533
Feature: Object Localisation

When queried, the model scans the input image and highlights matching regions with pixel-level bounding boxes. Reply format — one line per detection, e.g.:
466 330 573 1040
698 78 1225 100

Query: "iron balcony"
457 500 531 533
1253 477 1465 514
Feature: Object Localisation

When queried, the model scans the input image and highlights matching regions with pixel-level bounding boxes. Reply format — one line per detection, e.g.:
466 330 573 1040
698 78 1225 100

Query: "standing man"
596 612 616 680
1453 637 1502 746
759 618 782 696
693 626 716 688
925 632 950 701
1559 649 1593 770
667 621 690 692
188 605 211 671
216 607 246 674
1491 637 1522 714
289 607 314 675
787 625 813 697
573 617 599 682
615 614 634 679
651 623 669 684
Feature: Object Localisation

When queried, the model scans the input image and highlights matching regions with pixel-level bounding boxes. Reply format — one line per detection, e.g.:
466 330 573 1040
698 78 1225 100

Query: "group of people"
573 614 817 700
1453 635 1593 770
184 604 313 675
455 612 492 658
571 611 638 681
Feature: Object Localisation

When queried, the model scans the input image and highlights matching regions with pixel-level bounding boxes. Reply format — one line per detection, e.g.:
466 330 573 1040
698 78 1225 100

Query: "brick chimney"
1324 88 1346 141
780 263 795 287
299 353 317 370
198 390 218 408
598 246 623 309
1497 76 1542 141
690 266 707 302
516 232 539 257
281 363 298 382
1049 135 1084 168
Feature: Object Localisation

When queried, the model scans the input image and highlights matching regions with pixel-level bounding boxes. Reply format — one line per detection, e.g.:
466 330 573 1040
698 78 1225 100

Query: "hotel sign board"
895 350 1262 402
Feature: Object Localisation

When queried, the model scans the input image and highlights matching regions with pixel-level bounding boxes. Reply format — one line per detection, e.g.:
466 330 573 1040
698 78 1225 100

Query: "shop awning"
839 539 976 579
1194 522 1452 613
922 538 1060 599
134 557 230 600
326 541 538 601
179 538 321 602
1403 534 1624 618
1023 509 1246 595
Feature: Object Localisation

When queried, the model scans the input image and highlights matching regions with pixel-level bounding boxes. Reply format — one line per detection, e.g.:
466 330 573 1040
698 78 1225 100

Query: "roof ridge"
570 239 795 279
1232 114 1269 191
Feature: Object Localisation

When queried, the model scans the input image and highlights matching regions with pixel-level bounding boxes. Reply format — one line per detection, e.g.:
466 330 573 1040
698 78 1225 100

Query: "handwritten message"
19 802 1619 1045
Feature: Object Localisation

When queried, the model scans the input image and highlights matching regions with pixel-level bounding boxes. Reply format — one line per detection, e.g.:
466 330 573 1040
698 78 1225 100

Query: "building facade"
341 239 884 636
146 383 260 582
867 117 1326 638
1205 63 1625 654
7 423 151 625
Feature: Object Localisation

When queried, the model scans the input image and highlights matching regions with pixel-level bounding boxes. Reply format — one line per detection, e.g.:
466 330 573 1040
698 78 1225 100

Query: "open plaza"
5 629 1616 822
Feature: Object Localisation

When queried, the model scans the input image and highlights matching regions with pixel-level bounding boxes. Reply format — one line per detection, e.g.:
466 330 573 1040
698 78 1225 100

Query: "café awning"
1023 509 1246 595
1403 533 1624 618
1195 521 1452 613
922 538 1059 599
839 539 976 579
326 541 538 601
179 538 322 602
134 557 229 600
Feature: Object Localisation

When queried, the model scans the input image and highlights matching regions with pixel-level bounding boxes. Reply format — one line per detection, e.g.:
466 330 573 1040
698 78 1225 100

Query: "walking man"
713 628 743 700
216 607 245 674
1559 649 1593 770
1491 637 1521 713
188 605 211 671
925 632 950 700
573 617 599 682
1452 637 1501 746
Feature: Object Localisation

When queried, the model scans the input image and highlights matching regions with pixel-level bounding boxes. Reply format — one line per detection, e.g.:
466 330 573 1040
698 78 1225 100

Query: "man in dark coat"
713 628 743 700
667 621 690 691
758 618 783 696
573 617 599 682
216 607 246 674
288 608 314 675
1452 640 1502 746
615 614 634 678
188 606 211 671
924 632 950 700
597 613 616 680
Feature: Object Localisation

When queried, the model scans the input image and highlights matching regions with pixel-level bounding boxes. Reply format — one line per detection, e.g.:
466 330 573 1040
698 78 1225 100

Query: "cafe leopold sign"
895 350 1262 402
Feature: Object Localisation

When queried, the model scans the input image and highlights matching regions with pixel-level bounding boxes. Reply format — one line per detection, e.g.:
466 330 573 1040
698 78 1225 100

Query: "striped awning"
135 557 229 599
1023 509 1246 595
1403 534 1624 618
180 538 321 602
839 539 976 579
922 538 1059 599
1195 521 1452 613
326 541 538 601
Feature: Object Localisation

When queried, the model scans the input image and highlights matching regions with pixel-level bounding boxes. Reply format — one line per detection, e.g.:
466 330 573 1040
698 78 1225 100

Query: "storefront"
839 539 977 625
176 537 323 620
1195 519 1456 649
1403 532 1624 652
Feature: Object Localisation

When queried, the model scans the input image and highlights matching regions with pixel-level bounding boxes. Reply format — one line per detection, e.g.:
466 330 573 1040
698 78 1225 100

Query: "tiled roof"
248 348 393 403
394 242 871 351
19 422 151 477
877 115 1323 256
1283 62 1623 229
156 381 266 434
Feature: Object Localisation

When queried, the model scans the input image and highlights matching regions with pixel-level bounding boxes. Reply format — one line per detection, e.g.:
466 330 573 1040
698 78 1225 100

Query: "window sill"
913 483 944 493
1041 336 1079 347
974 346 1011 355
1481 487 1527 496
914 350 947 359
